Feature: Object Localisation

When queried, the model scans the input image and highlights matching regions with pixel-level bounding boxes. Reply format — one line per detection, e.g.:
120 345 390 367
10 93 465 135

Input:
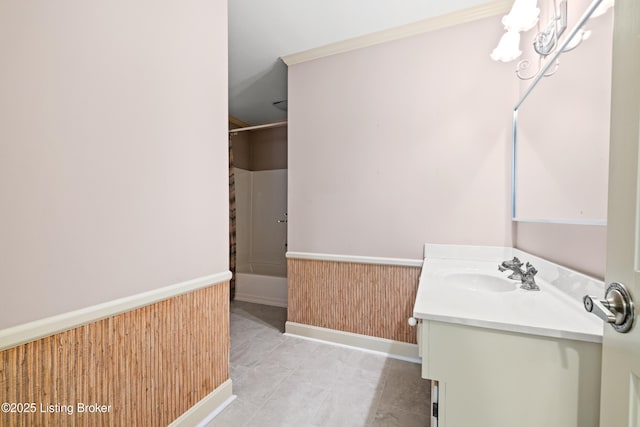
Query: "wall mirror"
511 0 613 225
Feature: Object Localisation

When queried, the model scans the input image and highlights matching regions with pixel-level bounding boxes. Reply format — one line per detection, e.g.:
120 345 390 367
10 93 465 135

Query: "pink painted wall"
514 222 606 279
288 15 516 260
0 1 229 329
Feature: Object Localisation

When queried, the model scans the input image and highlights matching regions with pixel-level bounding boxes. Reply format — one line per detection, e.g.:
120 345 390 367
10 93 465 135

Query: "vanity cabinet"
414 244 605 427
420 320 601 427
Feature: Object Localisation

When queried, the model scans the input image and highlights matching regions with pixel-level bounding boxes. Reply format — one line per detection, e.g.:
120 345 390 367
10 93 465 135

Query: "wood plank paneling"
288 259 420 343
0 282 229 427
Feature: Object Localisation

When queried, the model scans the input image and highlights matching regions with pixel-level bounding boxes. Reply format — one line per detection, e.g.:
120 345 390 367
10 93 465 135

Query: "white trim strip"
170 379 234 427
281 0 511 66
513 217 607 226
285 321 421 363
286 251 423 268
0 271 232 351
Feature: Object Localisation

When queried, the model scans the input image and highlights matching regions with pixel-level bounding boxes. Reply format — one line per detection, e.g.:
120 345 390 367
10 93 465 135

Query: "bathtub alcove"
230 121 288 308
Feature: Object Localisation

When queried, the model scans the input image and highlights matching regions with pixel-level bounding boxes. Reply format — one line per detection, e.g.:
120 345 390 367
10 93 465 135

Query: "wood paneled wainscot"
287 254 422 355
0 280 230 427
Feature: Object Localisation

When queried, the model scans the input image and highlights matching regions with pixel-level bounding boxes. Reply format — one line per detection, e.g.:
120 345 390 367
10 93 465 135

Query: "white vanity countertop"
413 244 605 343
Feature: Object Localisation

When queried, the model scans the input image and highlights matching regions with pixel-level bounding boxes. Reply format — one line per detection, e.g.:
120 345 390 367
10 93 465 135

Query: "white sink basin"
444 272 518 292
413 244 605 343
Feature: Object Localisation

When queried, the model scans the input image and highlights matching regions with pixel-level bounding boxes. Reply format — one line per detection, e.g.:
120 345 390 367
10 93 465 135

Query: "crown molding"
281 0 512 66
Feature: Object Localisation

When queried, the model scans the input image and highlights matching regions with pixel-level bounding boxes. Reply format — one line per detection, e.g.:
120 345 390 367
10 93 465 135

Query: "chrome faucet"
498 258 540 291
498 257 524 280
520 262 540 291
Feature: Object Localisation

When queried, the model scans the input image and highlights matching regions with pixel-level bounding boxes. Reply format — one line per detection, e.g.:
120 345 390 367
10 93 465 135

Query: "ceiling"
228 0 492 125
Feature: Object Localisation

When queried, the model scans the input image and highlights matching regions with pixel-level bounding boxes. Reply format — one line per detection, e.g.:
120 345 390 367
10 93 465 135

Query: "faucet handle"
520 262 540 291
524 262 537 276
498 257 524 280
502 257 522 267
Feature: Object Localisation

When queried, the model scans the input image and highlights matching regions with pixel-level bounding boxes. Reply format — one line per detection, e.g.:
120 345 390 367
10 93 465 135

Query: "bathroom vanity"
414 244 603 427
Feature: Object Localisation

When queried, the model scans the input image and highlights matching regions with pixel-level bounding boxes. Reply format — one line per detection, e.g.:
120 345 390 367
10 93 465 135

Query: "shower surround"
234 168 288 307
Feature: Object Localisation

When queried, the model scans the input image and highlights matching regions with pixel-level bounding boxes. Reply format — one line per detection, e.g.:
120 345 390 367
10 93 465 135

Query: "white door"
599 1 640 425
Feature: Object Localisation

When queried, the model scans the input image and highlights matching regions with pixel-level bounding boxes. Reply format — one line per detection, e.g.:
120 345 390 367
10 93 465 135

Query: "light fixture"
502 0 540 32
531 0 567 57
491 0 614 80
491 31 522 62
564 28 592 52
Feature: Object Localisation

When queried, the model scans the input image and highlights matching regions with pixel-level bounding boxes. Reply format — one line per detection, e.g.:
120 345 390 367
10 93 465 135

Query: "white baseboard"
235 273 287 307
169 379 234 427
234 293 287 308
285 321 420 363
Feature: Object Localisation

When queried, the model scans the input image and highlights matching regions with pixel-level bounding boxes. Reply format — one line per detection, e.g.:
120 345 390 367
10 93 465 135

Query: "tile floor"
206 301 431 427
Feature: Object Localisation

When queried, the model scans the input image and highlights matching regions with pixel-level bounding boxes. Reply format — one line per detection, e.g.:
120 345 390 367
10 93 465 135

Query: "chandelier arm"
516 58 542 81
514 0 606 109
542 59 561 77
